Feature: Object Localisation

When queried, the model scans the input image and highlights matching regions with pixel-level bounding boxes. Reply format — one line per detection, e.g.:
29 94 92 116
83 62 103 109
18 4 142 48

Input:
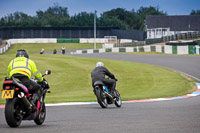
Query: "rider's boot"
30 93 39 112
110 89 116 98
110 82 117 98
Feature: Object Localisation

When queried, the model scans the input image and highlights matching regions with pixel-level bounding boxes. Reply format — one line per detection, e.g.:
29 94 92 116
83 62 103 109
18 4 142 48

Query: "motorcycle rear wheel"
95 88 108 108
34 102 46 125
5 98 23 127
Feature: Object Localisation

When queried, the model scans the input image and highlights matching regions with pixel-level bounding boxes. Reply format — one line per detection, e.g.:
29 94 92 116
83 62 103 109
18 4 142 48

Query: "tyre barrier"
71 45 200 55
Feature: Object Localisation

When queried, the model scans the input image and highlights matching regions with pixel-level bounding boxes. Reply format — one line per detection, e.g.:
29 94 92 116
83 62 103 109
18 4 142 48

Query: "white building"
146 15 200 39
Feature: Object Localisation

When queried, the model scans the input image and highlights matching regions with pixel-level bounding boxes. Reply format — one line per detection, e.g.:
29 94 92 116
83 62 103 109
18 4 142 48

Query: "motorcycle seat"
94 81 105 86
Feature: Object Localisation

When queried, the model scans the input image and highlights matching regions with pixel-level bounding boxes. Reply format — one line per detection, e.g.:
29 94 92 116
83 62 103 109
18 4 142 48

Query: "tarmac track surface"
0 52 200 133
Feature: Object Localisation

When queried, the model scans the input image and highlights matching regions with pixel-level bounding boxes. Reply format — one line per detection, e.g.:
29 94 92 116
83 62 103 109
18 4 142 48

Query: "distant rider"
53 49 57 54
91 62 117 97
61 46 65 54
7 49 45 111
40 48 44 54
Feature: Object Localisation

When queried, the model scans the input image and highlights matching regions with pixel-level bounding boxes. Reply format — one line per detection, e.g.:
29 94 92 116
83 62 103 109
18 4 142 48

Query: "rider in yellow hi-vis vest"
7 49 44 111
7 56 43 81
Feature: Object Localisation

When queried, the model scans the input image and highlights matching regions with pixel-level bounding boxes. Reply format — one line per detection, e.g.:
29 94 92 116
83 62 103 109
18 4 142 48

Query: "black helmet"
16 49 29 58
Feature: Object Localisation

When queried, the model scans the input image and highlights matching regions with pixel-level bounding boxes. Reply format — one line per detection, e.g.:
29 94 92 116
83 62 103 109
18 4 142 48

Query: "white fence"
0 42 11 54
73 45 200 55
80 38 108 43
8 38 57 44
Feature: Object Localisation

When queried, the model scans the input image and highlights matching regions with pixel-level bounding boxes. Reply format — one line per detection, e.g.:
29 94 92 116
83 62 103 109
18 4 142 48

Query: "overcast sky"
0 0 200 18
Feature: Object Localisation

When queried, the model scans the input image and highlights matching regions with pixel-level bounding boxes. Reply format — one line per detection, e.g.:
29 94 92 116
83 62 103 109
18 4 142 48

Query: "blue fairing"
105 86 109 93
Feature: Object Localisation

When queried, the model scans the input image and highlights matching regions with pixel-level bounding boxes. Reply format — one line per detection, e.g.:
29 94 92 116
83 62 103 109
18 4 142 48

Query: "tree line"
0 4 199 31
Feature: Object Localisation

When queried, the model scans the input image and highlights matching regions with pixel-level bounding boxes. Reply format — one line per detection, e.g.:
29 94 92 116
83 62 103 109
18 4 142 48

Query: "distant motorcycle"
1 70 51 127
62 49 65 55
53 49 57 54
93 80 122 108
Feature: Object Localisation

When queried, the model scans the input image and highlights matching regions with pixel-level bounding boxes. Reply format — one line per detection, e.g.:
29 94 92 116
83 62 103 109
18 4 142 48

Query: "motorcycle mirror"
45 70 51 75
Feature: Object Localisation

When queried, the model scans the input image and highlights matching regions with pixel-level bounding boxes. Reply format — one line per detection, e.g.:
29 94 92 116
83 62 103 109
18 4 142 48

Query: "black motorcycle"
62 49 65 54
1 70 51 127
93 80 122 108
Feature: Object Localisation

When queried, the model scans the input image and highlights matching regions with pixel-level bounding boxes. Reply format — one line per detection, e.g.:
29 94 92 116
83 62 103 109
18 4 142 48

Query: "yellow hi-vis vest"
7 57 43 82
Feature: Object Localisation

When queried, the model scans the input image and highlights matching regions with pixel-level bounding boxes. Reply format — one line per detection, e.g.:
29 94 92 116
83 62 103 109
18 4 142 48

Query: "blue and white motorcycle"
93 80 122 108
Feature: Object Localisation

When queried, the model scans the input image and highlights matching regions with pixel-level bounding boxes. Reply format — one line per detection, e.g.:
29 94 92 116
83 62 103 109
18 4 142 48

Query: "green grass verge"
4 43 102 55
0 43 196 104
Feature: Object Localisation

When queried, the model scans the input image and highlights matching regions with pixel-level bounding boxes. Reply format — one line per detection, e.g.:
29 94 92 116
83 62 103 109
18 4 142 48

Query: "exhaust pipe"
105 92 113 100
18 92 32 110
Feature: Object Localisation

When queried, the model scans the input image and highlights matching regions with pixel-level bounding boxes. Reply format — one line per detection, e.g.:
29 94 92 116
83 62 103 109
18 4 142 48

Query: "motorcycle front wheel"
114 90 122 107
5 98 23 127
34 102 46 125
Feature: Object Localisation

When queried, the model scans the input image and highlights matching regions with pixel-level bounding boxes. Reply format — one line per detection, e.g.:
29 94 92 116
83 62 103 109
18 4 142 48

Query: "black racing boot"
110 89 116 98
30 93 39 112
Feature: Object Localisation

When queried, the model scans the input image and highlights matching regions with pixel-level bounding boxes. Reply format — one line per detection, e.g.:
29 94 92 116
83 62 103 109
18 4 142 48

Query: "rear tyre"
114 90 122 107
34 102 46 125
95 87 108 108
5 98 23 127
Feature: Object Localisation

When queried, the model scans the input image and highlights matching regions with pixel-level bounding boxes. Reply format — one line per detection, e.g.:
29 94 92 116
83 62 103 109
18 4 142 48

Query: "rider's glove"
41 79 49 88
43 81 48 86
114 78 118 81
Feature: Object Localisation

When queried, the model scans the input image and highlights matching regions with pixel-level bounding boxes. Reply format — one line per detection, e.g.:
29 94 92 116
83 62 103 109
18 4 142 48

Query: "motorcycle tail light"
5 86 10 90
15 88 19 91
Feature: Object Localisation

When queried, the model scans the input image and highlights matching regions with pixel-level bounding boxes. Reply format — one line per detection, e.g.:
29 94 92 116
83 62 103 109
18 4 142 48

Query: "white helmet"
96 62 104 67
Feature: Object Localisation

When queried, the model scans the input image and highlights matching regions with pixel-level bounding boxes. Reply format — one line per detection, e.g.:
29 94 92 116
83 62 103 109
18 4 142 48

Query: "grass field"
0 43 196 104
5 43 103 54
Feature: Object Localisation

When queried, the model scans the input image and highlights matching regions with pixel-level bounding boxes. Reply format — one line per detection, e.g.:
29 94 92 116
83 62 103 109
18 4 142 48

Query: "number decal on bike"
1 90 14 99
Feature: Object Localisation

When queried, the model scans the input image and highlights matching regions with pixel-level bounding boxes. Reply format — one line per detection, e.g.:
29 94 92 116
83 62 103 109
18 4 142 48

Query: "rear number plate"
1 90 14 99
